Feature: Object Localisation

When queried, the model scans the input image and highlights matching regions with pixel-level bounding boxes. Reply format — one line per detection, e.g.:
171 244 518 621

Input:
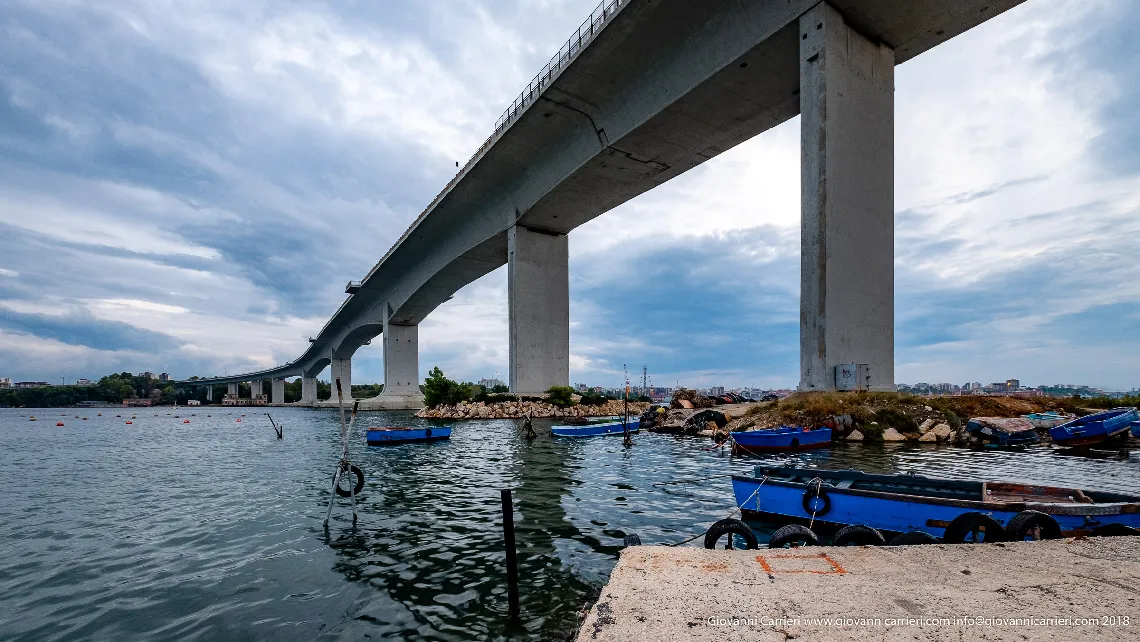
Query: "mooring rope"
807 476 823 530
668 476 767 547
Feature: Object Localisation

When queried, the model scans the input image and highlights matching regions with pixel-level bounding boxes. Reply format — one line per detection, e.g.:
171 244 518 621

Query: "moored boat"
1049 407 1137 447
1022 411 1076 430
552 418 639 437
730 426 831 453
732 466 1140 541
965 417 1039 446
366 426 451 445
1132 421 1140 439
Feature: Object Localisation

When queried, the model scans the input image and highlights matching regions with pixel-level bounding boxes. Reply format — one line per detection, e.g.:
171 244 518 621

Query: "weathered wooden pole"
500 489 520 619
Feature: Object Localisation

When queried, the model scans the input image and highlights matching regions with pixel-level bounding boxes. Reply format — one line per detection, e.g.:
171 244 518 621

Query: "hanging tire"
942 512 1006 543
703 518 759 550
768 524 820 548
802 486 831 517
888 531 941 546
1005 510 1062 541
623 533 642 547
334 464 365 497
1092 524 1140 537
833 524 886 546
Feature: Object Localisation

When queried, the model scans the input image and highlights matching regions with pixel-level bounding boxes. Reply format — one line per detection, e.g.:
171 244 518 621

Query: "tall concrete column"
227 382 239 396
250 379 262 397
271 378 285 404
301 376 318 404
377 321 423 408
798 3 895 392
507 225 569 394
206 385 213 402
330 358 352 401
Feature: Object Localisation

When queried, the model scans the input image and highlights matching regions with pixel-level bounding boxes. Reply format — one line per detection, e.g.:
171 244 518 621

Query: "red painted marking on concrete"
755 552 847 575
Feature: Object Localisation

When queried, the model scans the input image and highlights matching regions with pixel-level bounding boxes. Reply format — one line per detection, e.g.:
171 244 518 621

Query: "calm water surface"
2 407 1139 640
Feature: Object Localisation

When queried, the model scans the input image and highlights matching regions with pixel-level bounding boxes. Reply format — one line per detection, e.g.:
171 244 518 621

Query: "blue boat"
1022 411 1075 429
1131 421 1140 439
731 426 831 453
552 418 639 437
732 466 1140 540
366 426 451 445
965 417 1039 446
1049 407 1138 447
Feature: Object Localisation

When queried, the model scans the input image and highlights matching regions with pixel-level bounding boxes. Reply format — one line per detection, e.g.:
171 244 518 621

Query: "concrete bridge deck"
579 539 1140 641
178 0 1028 408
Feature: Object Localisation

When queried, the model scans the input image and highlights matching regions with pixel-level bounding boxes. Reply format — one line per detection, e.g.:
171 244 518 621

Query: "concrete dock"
578 538 1140 641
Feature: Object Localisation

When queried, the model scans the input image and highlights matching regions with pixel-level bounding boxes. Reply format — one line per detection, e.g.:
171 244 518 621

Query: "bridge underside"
178 0 1025 403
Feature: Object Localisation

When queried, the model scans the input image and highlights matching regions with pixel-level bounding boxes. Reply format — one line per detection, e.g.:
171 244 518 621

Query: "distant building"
142 372 155 380
76 378 93 386
186 399 201 406
14 381 50 388
708 386 725 396
159 373 171 382
478 378 505 390
123 399 153 407
1006 379 1020 391
0 377 10 388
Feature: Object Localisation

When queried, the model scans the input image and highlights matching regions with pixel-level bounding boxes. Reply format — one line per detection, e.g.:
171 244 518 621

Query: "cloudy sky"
1 0 1138 391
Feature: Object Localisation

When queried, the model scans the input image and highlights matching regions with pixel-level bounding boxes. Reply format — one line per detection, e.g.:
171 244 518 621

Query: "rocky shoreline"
417 399 651 420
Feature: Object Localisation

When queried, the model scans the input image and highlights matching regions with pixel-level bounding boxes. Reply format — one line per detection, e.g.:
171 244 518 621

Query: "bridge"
178 0 1025 409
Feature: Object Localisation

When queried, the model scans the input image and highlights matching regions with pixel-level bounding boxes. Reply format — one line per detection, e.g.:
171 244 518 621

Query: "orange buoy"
125 421 133 425
183 419 190 424
236 419 241 423
56 422 64 426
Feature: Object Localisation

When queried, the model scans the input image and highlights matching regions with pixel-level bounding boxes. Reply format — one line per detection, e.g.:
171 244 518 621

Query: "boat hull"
1132 421 1140 439
366 426 451 445
732 467 1140 538
552 419 639 437
731 427 831 453
1049 407 1138 447
965 418 1039 446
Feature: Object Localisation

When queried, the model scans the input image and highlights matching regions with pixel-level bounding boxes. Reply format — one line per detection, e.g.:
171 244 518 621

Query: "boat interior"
753 466 1140 504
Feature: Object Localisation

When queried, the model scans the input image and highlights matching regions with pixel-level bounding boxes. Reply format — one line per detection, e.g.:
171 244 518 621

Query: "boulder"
918 419 936 434
882 427 907 442
846 429 864 442
932 423 952 439
918 431 938 443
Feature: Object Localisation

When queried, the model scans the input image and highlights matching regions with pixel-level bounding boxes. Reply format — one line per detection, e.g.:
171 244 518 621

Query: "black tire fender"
833 524 886 546
768 524 820 548
887 531 942 546
943 512 1006 543
802 487 831 517
703 518 759 550
334 464 365 497
1005 510 1062 541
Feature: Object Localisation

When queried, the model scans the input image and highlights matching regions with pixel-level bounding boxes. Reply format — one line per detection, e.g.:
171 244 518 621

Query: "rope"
808 477 823 530
668 476 767 547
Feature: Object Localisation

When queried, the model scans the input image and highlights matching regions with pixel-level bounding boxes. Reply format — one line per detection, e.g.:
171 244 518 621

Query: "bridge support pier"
301 376 318 405
206 385 213 402
271 378 285 404
798 3 895 392
359 321 424 410
507 225 569 395
227 382 239 397
250 379 262 397
323 358 352 405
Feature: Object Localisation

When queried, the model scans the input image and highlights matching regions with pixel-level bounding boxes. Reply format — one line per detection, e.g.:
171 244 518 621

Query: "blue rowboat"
1049 407 1138 447
552 418 639 437
965 417 1039 446
731 426 831 453
732 466 1140 540
366 426 451 445
1131 421 1140 439
1022 411 1075 429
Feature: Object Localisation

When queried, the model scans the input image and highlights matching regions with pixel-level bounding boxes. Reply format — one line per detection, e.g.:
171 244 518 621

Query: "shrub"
545 385 576 408
422 367 473 408
579 391 611 406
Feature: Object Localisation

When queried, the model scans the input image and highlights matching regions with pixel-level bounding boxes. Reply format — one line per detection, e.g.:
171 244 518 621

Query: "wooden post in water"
500 489 520 619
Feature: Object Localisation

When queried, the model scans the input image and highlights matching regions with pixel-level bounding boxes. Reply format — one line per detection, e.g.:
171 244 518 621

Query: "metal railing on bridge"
367 0 628 279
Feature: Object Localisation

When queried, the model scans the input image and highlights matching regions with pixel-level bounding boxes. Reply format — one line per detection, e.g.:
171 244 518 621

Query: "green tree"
422 367 472 407
545 385 576 408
